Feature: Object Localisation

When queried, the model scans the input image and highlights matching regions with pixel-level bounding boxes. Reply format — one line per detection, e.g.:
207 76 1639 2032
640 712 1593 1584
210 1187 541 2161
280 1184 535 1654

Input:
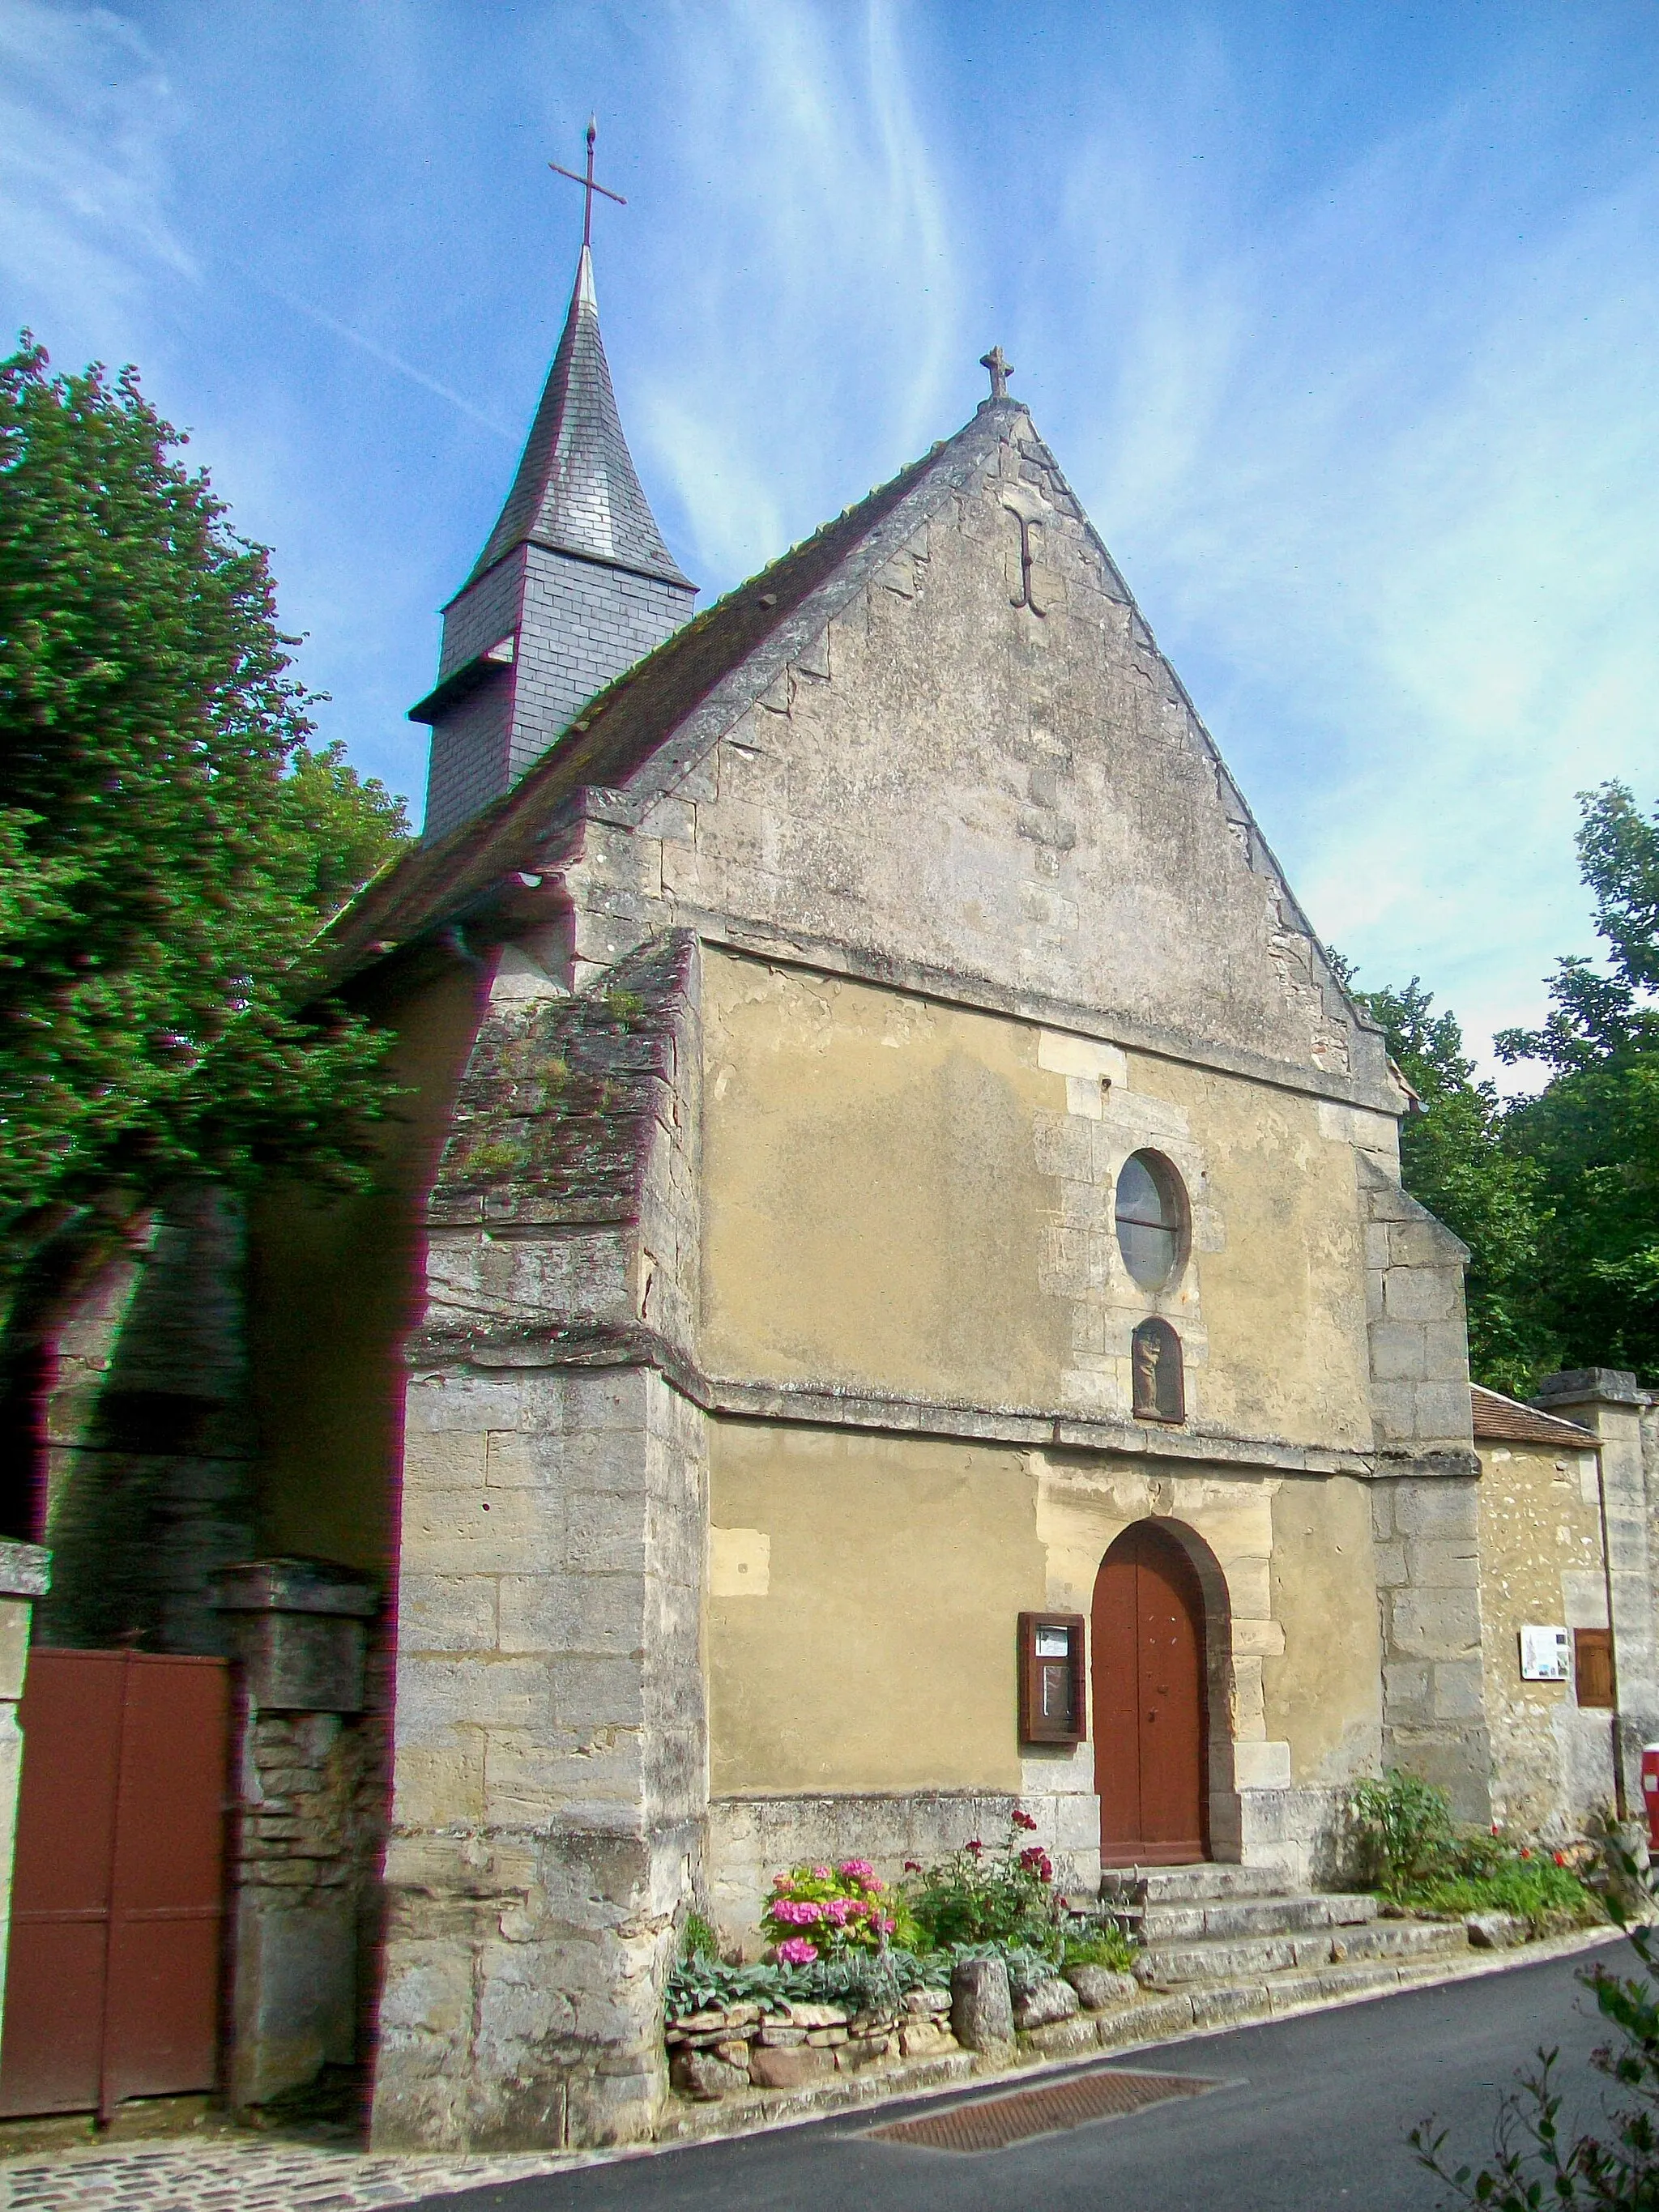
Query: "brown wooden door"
0 1651 230 2119
1094 1523 1209 1865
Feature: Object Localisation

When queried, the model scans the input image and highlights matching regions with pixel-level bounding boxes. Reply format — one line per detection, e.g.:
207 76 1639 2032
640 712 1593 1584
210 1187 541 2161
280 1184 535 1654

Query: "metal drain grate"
866 2069 1215 2154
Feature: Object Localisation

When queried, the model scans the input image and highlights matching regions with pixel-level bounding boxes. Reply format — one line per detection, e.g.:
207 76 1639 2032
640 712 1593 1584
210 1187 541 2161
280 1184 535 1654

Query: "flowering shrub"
901 1810 1063 1953
760 1859 899 1965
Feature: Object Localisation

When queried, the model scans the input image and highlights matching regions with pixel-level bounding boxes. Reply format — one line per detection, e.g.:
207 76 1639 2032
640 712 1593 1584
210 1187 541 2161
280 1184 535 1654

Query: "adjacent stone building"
11 239 1659 2149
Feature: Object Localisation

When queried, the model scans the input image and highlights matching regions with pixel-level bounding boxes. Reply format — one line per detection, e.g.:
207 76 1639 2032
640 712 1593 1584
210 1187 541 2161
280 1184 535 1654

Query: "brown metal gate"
0 1650 231 2119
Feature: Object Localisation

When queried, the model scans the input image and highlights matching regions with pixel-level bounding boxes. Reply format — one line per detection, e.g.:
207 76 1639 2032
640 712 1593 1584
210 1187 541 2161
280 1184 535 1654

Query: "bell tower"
412 164 695 842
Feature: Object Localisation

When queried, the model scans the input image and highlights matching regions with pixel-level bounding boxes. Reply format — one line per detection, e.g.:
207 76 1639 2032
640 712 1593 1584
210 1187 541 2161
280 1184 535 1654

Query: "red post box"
1642 1745 1659 1850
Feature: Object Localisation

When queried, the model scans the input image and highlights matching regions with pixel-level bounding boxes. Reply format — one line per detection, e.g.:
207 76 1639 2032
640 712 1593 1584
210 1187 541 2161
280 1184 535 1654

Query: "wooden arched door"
1093 1522 1209 1865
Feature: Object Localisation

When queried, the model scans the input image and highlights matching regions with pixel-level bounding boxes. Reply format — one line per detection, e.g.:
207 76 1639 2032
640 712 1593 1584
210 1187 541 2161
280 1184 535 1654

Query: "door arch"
1093 1520 1209 1865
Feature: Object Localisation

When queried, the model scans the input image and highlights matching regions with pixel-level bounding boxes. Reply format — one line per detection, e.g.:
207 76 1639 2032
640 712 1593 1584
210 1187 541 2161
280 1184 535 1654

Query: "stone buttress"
372 933 706 2150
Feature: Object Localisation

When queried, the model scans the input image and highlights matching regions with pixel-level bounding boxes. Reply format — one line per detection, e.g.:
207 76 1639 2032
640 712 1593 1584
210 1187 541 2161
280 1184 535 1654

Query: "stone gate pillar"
0 1541 49 2072
214 1556 380 2109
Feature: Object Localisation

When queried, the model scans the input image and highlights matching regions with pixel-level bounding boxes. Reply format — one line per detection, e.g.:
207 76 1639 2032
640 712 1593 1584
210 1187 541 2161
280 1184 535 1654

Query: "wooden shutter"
1574 1627 1615 1709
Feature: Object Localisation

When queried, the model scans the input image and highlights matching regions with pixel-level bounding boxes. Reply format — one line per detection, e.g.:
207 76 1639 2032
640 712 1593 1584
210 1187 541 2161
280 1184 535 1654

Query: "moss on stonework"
433 931 693 1222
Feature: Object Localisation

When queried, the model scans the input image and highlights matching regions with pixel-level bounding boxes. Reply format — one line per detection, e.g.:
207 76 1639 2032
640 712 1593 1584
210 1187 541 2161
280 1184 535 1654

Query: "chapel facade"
7 237 1657 2151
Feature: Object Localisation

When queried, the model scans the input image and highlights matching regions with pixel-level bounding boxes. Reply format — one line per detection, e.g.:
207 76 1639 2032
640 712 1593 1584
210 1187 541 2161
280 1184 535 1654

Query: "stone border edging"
649 1922 1630 2157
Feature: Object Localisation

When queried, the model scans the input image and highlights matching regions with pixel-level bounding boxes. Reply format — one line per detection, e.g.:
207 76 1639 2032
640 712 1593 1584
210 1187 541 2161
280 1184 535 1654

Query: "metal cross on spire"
548 115 627 249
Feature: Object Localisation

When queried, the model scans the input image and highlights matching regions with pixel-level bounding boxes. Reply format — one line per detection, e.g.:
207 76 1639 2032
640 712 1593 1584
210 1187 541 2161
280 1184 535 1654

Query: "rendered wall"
706 1423 1387 1932
700 948 1377 1451
247 953 486 1571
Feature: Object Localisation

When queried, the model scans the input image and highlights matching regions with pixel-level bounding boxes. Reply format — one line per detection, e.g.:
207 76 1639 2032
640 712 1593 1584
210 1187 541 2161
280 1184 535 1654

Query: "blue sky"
4 2 1657 1074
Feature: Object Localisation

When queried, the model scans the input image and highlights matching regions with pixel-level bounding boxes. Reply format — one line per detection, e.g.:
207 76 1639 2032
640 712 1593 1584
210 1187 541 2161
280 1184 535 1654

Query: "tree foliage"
1346 783 1659 1392
1342 968 1550 1394
0 338 407 1280
1498 785 1659 1382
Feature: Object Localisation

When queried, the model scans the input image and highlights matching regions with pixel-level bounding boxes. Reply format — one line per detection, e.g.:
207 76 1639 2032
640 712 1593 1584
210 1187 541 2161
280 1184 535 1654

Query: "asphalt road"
416 1938 1635 2212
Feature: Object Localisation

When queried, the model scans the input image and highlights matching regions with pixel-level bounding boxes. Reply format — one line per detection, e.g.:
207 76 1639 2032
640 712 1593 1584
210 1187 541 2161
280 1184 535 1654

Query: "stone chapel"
9 232 1657 2151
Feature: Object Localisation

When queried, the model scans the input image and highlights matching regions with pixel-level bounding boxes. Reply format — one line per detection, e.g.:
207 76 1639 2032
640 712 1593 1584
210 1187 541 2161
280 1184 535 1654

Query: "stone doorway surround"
1032 1460 1295 1883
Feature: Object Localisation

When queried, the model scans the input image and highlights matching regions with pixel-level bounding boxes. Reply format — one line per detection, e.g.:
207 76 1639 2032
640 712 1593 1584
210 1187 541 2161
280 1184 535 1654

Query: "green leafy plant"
1410 1839 1657 2205
1405 1856 1601 1935
679 1911 719 1963
1062 1924 1137 1972
663 1941 948 2025
901 1811 1064 1954
1346 1771 1458 1895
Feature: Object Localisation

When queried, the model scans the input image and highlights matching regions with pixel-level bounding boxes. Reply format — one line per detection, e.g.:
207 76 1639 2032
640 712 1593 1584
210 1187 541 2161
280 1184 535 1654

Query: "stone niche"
214 1557 381 2110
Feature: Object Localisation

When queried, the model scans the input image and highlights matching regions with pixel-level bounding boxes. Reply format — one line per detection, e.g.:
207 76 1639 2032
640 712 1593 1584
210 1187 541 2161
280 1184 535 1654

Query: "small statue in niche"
1131 1317 1185 1423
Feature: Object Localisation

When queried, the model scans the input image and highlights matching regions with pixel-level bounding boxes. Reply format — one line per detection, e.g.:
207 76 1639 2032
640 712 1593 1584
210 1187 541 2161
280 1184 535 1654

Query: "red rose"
1012 1809 1038 1831
966 1839 984 1856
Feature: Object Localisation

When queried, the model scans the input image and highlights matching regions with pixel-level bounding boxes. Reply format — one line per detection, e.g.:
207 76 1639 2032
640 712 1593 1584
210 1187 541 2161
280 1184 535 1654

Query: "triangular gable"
331 398 1391 1104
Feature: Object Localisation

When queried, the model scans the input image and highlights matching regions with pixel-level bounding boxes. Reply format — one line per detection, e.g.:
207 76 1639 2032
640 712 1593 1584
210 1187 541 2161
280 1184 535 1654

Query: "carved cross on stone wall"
979 346 1012 401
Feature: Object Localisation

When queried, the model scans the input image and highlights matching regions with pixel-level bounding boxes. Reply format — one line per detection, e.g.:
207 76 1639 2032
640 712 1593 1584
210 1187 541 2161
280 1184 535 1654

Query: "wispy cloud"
253 279 518 443
0 0 191 346
611 0 962 585
1034 54 1659 1067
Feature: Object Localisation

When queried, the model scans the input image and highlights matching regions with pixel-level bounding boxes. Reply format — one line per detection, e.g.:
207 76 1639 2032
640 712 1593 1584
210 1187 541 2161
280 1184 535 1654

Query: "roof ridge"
325 401 1017 976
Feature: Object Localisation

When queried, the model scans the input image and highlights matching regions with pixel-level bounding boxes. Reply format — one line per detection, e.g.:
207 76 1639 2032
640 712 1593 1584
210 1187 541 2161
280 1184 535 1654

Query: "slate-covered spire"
468 245 691 590
416 240 697 844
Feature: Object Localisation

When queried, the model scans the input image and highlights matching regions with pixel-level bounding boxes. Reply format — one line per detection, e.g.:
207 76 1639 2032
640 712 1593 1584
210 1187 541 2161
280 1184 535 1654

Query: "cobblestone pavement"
0 2136 592 2211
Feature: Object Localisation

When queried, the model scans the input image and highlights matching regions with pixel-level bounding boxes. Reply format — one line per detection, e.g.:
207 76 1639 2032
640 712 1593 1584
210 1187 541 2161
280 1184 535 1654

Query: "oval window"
1115 1152 1187 1290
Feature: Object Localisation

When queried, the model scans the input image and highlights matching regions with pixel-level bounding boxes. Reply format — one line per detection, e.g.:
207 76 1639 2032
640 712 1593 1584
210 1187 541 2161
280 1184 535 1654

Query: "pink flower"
838 1859 876 1883
878 1916 896 1934
767 1899 812 1925
812 1865 832 1881
775 1937 818 1965
1011 1809 1038 1832
774 1873 791 1889
824 1898 855 1925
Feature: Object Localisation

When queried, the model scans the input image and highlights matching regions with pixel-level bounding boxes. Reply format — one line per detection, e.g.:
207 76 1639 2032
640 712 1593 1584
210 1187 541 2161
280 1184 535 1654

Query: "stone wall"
1534 1370 1659 1809
532 406 1397 1107
1476 1435 1617 1839
1359 1156 1491 1822
371 932 708 2150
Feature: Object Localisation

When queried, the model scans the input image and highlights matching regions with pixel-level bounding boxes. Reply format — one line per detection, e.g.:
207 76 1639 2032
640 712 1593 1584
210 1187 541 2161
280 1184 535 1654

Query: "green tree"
0 337 407 1289
1498 783 1659 1379
1340 965 1550 1394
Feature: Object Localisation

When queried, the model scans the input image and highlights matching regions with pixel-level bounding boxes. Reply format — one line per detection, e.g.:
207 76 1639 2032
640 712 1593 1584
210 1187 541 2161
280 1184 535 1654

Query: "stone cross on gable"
549 115 627 249
979 346 1013 402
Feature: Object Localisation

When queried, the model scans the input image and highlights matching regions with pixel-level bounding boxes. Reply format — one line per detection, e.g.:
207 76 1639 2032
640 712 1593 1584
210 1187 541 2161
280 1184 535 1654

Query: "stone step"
1335 1919 1469 1965
1134 1891 1380 1943
1099 1863 1292 1905
1135 1916 1465 1988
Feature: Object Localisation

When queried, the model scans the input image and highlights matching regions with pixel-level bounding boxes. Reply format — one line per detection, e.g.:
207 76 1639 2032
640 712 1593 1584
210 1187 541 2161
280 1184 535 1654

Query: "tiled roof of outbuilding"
1470 1383 1597 1448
